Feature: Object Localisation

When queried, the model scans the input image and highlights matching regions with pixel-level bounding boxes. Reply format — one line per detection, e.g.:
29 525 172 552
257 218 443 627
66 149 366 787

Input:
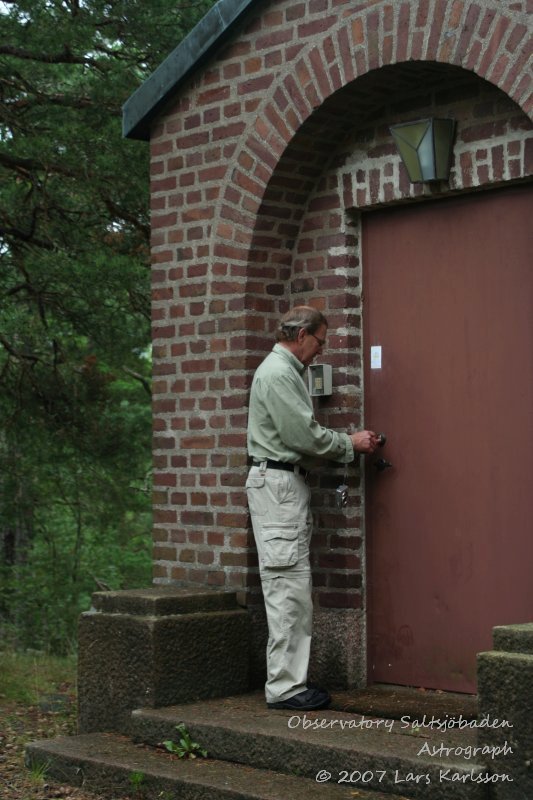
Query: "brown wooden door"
363 185 533 693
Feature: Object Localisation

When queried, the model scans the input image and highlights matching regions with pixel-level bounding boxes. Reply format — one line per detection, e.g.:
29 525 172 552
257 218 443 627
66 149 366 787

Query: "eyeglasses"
309 333 326 348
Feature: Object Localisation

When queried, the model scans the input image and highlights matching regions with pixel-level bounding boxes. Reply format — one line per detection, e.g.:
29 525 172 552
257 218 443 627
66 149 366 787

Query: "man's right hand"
350 430 379 454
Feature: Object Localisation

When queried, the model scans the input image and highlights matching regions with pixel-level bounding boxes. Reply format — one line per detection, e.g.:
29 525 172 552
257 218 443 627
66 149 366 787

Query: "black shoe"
267 687 331 710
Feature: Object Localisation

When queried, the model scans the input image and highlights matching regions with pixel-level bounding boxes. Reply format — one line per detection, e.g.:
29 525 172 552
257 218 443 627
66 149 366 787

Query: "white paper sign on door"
371 346 382 369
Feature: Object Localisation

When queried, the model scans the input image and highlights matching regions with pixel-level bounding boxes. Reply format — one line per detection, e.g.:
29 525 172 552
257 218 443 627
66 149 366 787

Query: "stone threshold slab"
131 691 492 800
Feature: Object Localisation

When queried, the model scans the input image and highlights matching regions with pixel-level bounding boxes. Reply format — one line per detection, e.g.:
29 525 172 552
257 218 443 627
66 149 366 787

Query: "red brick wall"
149 0 532 614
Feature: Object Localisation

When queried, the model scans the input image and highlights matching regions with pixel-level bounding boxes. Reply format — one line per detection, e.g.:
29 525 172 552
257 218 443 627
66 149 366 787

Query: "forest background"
0 0 216 655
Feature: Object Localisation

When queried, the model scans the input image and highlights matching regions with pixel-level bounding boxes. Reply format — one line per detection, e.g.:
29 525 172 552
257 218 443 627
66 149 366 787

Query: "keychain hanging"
336 432 387 508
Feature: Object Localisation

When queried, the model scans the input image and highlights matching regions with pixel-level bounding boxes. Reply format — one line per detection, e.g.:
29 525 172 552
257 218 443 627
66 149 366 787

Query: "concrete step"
25 731 411 800
131 692 493 800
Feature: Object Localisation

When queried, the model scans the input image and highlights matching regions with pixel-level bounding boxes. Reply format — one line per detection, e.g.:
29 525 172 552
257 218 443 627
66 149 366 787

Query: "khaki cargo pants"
246 463 313 704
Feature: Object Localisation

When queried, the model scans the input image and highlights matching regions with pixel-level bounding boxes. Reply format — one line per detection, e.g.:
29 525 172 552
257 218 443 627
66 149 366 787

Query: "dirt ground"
0 697 120 800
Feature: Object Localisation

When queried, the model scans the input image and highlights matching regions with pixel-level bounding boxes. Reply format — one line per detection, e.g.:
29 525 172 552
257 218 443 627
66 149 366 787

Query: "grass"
0 649 77 705
26 758 51 785
0 649 105 800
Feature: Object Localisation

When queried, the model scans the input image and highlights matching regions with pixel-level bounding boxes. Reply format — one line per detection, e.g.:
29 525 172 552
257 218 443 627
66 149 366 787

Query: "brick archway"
214 0 531 275
235 60 532 610
207 0 532 424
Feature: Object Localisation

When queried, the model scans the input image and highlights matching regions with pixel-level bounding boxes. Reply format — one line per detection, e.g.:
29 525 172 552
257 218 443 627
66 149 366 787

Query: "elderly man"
246 305 378 711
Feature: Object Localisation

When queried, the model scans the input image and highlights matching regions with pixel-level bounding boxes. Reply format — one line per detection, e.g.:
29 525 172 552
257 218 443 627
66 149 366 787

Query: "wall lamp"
390 118 456 182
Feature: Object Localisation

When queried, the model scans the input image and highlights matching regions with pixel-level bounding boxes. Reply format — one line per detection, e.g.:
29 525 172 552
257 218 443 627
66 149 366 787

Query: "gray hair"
276 305 328 342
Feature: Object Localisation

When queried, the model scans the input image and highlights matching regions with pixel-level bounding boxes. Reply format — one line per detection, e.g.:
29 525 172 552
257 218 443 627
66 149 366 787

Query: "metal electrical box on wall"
308 364 333 396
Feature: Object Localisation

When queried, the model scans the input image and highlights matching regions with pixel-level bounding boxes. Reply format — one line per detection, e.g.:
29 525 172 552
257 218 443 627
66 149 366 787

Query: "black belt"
252 459 309 478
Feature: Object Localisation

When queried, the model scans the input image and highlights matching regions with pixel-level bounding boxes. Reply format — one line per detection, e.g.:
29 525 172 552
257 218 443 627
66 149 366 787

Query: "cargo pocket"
261 522 299 568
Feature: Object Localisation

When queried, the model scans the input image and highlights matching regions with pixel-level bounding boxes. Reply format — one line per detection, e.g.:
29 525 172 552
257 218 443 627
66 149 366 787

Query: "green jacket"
247 344 354 470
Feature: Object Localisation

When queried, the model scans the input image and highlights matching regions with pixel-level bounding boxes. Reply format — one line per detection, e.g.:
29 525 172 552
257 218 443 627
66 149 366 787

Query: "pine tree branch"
0 222 54 250
103 198 150 238
0 44 100 68
121 366 151 396
0 335 39 363
2 92 120 113
0 151 84 180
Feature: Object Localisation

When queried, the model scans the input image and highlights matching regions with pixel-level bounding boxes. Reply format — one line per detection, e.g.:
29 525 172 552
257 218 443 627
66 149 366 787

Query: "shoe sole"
267 698 331 711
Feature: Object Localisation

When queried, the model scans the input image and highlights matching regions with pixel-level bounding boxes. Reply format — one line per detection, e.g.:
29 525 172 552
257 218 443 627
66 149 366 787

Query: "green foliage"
0 0 217 653
27 759 52 786
129 771 146 791
0 649 77 704
163 724 208 759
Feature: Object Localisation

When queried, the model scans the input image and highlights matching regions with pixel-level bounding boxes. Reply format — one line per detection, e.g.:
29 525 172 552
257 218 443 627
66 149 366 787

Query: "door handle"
374 434 391 470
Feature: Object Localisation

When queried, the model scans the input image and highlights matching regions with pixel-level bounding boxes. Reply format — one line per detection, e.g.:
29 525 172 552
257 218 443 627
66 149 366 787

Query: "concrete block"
477 647 533 799
78 587 250 734
90 585 239 616
493 622 533 655
311 608 366 688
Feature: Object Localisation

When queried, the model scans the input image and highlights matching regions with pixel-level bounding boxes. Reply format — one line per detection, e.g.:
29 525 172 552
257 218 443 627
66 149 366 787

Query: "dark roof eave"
122 0 259 141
